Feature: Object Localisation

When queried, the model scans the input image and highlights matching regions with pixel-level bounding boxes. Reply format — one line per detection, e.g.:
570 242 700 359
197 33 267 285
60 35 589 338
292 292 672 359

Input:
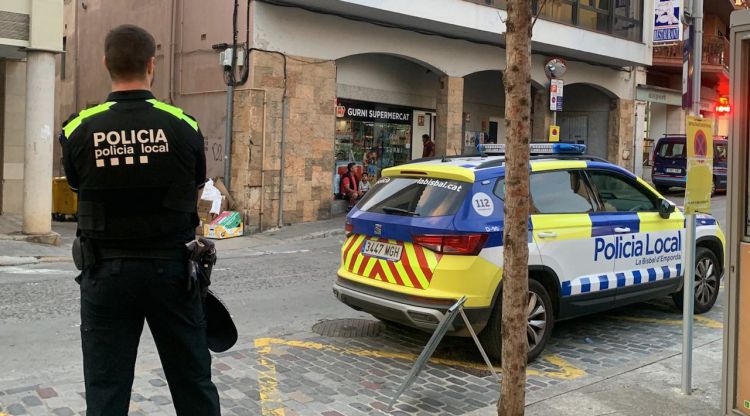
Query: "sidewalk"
468 337 724 416
0 214 346 266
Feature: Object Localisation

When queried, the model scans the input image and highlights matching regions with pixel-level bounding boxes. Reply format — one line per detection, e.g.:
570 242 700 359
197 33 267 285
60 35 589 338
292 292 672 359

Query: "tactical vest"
62 93 202 246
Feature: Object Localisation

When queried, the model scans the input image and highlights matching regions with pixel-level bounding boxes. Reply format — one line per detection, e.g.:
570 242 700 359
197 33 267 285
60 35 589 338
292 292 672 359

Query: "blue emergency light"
479 142 587 155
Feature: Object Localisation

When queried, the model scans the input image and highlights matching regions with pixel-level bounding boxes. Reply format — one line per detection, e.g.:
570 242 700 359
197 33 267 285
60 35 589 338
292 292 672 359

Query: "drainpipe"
224 83 235 189
278 94 288 228
168 0 178 104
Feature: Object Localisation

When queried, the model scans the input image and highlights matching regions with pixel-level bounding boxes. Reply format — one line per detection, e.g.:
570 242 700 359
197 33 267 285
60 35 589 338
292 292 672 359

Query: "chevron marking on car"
341 234 441 289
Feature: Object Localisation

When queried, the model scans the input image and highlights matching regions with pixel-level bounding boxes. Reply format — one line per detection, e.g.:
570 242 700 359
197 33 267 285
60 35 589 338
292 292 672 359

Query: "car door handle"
537 231 558 239
614 227 631 233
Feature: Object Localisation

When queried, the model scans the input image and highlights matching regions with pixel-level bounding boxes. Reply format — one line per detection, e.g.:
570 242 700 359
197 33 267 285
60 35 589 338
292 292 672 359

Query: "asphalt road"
0 237 363 387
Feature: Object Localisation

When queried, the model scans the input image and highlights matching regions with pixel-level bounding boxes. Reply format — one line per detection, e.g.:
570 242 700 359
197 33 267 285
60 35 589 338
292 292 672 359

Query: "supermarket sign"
336 99 412 125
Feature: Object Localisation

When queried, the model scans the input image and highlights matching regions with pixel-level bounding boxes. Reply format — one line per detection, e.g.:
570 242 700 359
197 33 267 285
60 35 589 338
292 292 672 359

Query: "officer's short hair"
104 24 156 81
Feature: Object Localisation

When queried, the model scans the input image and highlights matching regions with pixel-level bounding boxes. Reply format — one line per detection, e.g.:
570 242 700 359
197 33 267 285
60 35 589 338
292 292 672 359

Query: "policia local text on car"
60 25 221 416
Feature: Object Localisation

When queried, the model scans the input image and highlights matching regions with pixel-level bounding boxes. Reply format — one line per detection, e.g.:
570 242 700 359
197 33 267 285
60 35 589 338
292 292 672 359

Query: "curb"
294 228 344 241
0 256 73 267
0 256 40 267
0 232 62 246
0 227 342 265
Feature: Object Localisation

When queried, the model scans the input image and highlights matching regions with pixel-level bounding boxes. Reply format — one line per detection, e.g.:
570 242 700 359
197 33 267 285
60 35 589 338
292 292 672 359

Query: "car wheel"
672 247 721 314
655 185 670 194
479 279 554 363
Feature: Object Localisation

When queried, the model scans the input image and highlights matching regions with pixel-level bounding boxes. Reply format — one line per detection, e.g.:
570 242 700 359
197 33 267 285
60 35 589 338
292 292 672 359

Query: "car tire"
479 279 554 363
672 247 721 314
655 185 670 194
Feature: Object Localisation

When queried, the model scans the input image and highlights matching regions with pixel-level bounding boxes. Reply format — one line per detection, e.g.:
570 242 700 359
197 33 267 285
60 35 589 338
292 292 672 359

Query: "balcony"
652 35 730 70
462 0 644 42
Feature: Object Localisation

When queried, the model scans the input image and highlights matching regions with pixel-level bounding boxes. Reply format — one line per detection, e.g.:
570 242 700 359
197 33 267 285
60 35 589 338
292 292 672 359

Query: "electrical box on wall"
219 48 244 67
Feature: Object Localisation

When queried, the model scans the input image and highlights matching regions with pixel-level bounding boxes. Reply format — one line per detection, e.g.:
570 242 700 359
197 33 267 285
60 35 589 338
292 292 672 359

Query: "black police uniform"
60 90 220 416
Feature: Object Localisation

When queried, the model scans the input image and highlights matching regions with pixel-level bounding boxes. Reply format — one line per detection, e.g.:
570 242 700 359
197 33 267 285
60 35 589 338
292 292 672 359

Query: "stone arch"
462 69 549 143
335 53 443 110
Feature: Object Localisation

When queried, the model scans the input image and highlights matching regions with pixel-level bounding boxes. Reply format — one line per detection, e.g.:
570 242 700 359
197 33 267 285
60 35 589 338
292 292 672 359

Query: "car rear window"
356 177 470 217
656 141 685 159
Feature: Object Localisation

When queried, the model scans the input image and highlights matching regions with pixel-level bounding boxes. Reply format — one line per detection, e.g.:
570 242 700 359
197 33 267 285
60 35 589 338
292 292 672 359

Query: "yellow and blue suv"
333 143 725 362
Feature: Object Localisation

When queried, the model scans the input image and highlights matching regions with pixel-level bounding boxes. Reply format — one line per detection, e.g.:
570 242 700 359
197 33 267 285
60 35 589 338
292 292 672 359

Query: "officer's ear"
146 56 156 86
147 57 156 76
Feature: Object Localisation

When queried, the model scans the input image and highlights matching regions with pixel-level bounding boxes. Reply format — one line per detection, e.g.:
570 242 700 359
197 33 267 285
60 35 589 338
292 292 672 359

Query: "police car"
333 143 725 361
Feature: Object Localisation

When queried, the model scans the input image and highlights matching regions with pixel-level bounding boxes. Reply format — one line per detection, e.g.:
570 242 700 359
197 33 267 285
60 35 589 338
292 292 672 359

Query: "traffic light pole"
682 0 703 396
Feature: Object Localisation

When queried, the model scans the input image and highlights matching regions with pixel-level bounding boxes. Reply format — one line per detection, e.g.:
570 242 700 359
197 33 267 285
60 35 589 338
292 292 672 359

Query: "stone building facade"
55 0 653 230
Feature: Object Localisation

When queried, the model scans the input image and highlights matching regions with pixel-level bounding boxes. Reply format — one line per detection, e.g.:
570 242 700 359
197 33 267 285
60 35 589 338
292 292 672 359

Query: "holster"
72 237 97 271
72 236 97 284
186 237 217 299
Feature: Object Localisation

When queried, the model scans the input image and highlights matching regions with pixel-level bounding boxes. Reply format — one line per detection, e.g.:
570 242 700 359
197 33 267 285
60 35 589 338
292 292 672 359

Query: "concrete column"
22 51 56 235
435 76 464 156
633 101 647 177
608 98 636 171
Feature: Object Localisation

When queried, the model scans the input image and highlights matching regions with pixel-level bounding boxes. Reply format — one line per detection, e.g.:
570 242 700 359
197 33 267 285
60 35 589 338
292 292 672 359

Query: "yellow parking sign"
685 115 714 214
549 125 560 142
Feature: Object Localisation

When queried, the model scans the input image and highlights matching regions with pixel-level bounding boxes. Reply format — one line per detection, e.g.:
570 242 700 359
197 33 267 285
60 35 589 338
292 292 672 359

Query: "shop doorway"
411 111 435 159
488 117 505 144
558 113 588 146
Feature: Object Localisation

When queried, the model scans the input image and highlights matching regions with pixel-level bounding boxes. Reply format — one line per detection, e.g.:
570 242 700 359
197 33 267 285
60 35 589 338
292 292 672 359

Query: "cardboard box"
203 211 244 239
196 194 228 236
204 222 244 239
212 178 235 209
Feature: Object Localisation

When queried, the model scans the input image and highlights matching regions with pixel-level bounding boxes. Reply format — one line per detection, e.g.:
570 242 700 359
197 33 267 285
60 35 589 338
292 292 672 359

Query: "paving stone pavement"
0 295 724 416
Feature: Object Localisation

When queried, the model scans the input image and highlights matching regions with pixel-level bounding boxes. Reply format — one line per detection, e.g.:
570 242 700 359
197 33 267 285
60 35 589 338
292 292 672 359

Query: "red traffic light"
716 97 731 114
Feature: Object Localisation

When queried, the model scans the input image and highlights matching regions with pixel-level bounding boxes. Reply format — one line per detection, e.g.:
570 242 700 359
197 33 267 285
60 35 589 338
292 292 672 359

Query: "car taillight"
413 233 489 255
344 222 354 236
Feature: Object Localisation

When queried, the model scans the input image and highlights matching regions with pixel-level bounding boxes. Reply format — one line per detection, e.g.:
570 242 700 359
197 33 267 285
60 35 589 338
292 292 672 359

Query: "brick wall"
232 51 336 231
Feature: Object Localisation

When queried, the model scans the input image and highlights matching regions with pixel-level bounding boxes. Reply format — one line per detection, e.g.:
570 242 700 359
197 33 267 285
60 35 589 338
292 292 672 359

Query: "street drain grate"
312 319 385 337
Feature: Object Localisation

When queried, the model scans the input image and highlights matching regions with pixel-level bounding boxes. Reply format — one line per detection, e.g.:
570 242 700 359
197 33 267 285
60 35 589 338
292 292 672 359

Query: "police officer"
60 25 220 416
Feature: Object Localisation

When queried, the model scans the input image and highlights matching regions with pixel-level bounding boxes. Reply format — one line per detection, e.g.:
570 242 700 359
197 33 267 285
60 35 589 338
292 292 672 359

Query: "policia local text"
93 128 170 158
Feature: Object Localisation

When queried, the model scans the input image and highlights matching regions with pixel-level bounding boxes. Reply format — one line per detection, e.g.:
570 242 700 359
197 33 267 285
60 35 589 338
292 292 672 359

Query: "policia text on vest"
61 89 221 416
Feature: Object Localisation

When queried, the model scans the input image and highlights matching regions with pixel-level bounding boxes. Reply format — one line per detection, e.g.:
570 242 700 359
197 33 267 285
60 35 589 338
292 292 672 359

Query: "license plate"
361 240 403 262
665 168 681 174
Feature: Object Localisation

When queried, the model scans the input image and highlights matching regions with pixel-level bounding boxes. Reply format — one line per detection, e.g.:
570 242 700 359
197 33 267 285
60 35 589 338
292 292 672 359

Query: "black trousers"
80 258 220 416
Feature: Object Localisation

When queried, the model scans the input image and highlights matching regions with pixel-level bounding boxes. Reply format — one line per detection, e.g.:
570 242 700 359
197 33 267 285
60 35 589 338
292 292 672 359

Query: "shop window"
335 99 414 179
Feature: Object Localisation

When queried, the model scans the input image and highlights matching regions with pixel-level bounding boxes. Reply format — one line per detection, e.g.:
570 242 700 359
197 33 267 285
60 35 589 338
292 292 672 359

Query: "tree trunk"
499 1 532 416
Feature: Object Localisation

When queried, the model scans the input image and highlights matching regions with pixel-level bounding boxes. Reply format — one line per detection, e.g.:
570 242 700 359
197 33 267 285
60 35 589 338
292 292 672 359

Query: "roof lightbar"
479 142 587 155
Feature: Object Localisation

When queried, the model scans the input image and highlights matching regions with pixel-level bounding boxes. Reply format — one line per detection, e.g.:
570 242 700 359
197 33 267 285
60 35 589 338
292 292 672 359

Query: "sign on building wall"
550 79 564 112
654 0 682 43
336 99 412 125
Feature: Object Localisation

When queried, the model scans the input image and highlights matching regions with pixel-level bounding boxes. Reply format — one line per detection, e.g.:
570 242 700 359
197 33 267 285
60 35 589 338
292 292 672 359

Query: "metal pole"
682 0 703 395
682 215 697 394
224 82 234 190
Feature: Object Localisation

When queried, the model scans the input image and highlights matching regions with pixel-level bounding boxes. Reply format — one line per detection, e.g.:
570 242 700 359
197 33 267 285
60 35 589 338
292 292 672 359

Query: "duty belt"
96 247 186 260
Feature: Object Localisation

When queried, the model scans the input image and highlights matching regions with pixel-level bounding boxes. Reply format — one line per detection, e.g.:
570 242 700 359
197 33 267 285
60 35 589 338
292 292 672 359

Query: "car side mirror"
659 199 676 219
